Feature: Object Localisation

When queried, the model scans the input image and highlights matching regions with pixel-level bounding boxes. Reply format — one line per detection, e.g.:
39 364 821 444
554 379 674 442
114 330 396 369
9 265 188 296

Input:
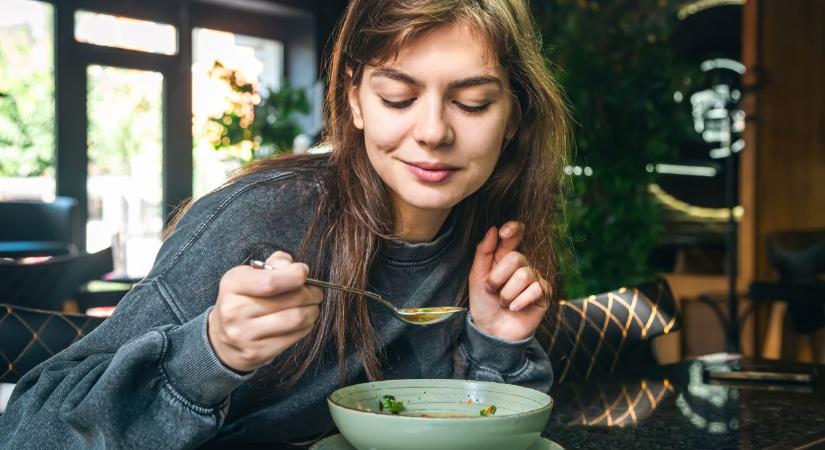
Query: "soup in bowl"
327 378 553 450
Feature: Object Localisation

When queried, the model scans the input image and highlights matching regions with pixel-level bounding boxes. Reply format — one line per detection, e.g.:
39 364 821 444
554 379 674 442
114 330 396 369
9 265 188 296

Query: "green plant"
531 0 698 297
0 89 54 177
208 62 309 162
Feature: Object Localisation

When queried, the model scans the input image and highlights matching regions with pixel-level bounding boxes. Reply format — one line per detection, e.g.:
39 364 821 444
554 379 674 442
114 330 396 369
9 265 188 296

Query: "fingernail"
509 302 520 311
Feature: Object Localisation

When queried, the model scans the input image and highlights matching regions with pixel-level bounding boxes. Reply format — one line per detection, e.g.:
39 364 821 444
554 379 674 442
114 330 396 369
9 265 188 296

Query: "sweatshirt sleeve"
0 172 319 449
453 314 554 393
0 280 253 449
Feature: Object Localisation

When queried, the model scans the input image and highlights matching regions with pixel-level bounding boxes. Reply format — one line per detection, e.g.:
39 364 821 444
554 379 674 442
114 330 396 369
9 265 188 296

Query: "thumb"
470 226 498 279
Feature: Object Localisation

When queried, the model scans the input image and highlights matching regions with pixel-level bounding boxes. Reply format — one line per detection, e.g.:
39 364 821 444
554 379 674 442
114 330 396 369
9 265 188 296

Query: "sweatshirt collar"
380 212 457 266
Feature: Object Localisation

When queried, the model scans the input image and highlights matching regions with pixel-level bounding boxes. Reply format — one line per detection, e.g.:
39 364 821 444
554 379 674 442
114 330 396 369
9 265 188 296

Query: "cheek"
460 116 507 167
363 125 406 153
361 99 409 153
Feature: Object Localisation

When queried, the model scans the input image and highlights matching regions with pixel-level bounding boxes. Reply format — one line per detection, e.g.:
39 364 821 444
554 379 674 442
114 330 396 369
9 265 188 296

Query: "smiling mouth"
402 160 460 183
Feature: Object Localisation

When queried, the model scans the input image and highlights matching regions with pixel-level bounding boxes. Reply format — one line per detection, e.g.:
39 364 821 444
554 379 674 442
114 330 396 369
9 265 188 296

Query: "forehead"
379 22 501 74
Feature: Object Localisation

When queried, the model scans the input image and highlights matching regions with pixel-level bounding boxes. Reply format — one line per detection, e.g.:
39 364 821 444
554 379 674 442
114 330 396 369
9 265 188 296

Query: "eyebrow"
370 68 502 90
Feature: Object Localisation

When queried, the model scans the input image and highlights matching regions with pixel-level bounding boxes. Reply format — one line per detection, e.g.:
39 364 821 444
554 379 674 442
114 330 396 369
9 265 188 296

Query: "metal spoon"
249 259 466 326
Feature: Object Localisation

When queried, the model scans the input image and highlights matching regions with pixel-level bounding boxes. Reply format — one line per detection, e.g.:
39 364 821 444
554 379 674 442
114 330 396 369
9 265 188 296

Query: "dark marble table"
543 357 825 449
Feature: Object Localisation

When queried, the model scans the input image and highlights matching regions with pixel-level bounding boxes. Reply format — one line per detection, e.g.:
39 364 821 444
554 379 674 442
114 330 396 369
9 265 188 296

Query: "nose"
412 98 454 149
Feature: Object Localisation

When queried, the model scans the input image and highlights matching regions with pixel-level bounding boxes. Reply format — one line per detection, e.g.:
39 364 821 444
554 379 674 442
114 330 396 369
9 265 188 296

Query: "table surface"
198 357 823 449
543 357 825 450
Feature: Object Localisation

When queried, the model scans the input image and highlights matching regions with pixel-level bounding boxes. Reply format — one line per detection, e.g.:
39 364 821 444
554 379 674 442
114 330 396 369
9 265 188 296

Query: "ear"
348 83 365 130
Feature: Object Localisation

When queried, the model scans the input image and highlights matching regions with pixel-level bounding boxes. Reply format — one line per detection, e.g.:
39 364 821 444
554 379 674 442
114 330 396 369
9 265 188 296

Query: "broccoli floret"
378 395 405 414
480 405 497 416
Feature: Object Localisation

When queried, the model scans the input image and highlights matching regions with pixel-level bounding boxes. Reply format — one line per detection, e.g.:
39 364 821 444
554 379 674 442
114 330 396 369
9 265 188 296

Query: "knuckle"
272 250 293 260
500 289 516 302
223 324 245 343
514 267 532 283
538 278 551 295
534 287 550 309
263 273 283 293
219 269 239 292
239 347 261 365
282 308 305 327
505 252 524 266
290 263 309 282
217 302 239 323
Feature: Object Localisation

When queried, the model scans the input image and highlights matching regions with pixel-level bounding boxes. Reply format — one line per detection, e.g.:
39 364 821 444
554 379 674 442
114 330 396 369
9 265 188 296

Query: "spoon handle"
248 259 394 310
304 277 388 305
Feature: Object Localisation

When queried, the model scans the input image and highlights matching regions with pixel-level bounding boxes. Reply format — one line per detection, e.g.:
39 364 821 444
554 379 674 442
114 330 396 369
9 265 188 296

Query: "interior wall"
740 0 825 282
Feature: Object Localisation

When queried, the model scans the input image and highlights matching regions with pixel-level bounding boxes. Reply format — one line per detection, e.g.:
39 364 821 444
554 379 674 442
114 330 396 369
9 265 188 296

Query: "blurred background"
1 0 823 365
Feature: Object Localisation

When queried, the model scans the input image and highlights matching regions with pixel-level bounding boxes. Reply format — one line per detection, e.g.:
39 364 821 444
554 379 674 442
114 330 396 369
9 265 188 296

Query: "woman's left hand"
468 221 550 341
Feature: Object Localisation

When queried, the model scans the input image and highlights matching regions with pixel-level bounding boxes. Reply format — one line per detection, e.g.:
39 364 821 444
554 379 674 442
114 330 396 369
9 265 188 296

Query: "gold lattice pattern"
544 280 679 383
0 304 104 383
555 379 675 427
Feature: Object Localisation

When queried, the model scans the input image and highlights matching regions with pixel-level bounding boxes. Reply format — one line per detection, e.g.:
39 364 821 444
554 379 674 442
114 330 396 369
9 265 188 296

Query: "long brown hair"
171 0 570 390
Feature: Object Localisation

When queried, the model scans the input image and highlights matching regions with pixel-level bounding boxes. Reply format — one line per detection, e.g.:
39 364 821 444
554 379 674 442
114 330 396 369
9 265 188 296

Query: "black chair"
0 247 114 310
749 230 825 334
540 278 680 384
0 303 105 384
0 197 79 258
549 378 675 427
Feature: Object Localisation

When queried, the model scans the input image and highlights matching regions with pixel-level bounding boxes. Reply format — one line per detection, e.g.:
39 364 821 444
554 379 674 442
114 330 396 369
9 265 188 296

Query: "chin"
398 189 462 211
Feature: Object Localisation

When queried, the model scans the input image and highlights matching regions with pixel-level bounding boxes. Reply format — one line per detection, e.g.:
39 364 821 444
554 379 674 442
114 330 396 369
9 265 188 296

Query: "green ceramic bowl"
327 379 553 450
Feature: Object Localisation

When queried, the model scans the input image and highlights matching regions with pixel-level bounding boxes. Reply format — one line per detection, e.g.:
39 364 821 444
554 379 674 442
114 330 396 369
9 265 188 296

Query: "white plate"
311 434 564 450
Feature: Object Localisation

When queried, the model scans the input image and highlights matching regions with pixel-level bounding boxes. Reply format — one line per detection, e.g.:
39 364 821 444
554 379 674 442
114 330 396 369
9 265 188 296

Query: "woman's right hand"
207 251 323 372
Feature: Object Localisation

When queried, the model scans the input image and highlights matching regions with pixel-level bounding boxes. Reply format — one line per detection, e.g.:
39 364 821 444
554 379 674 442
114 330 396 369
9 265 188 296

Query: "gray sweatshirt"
0 163 552 449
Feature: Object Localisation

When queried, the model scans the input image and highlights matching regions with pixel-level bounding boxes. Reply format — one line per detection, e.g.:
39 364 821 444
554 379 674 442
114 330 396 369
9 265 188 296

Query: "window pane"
87 65 163 278
191 28 283 197
75 10 177 55
0 0 55 201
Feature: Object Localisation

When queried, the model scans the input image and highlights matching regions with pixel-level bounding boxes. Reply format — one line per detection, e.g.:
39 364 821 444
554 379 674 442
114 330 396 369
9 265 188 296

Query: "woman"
0 0 569 447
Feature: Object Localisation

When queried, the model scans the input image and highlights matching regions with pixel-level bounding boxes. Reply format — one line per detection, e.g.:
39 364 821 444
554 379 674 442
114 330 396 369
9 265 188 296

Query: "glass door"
86 65 163 277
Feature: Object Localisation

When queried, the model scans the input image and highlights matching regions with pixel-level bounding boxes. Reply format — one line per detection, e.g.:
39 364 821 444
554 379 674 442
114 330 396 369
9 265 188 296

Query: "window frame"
29 0 316 249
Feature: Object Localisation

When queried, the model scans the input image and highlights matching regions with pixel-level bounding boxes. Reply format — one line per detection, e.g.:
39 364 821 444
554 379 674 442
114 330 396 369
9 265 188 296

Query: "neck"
392 199 451 243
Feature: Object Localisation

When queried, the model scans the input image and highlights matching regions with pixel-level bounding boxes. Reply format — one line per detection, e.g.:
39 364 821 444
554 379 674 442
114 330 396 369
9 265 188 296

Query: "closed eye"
380 97 415 109
455 102 490 114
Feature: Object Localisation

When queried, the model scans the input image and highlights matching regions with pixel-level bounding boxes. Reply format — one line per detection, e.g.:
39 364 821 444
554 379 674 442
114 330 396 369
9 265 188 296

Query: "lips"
403 160 459 182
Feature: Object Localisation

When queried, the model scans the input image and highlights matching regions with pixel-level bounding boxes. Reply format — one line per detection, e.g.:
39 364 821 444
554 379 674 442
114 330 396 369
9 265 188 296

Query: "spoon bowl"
249 259 466 326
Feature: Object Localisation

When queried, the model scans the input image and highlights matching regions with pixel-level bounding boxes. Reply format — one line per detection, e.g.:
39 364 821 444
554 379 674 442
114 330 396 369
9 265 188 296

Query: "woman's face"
349 22 516 220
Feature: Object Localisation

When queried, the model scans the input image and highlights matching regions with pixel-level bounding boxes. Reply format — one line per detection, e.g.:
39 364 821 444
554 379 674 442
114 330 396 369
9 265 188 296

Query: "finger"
222 262 308 298
266 250 294 270
470 226 499 278
252 324 316 362
249 304 320 339
498 266 536 303
231 325 314 369
245 285 324 318
485 251 528 292
509 281 547 312
495 221 524 260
